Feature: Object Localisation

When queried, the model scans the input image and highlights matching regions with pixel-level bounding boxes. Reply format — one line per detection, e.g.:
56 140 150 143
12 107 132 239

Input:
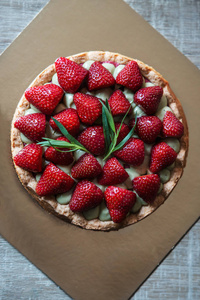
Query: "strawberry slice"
136 116 163 144
14 143 43 172
73 92 102 125
98 157 129 185
150 142 177 173
55 57 88 93
114 137 145 166
69 180 104 212
44 137 74 165
78 126 105 156
105 186 136 223
36 163 74 196
162 111 184 138
115 123 130 144
49 108 80 136
25 84 64 116
108 90 132 116
14 113 46 142
116 61 143 92
87 61 115 91
133 174 160 203
134 86 163 115
71 153 102 179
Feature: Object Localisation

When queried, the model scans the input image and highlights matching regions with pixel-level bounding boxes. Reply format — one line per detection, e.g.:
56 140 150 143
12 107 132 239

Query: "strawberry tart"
11 51 189 231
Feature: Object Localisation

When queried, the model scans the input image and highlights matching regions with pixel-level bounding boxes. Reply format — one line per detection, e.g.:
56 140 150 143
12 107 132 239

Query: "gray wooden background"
0 0 199 299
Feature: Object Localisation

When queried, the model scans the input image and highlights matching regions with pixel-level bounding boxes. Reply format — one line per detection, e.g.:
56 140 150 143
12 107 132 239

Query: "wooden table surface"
0 1 199 299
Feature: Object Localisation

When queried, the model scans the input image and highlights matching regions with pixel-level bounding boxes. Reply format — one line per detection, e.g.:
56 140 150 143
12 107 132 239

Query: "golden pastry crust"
10 51 189 231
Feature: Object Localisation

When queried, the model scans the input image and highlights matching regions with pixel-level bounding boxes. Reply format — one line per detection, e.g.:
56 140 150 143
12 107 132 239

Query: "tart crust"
10 51 189 231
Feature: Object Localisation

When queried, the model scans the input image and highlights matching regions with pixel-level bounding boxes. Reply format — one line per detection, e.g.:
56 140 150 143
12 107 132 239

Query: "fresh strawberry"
104 186 136 223
14 143 43 172
55 57 88 93
134 86 163 115
136 116 163 144
14 113 46 142
71 153 102 179
87 61 115 91
73 92 102 125
49 108 80 136
150 142 177 173
115 123 130 144
108 90 132 116
114 137 145 166
36 163 74 196
116 61 143 92
98 157 129 185
132 174 160 203
69 180 104 212
162 111 184 138
78 126 105 156
44 137 74 165
25 84 64 115
128 118 136 130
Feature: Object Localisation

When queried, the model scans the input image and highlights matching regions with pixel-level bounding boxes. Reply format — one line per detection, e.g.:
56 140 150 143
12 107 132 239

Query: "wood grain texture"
0 0 200 299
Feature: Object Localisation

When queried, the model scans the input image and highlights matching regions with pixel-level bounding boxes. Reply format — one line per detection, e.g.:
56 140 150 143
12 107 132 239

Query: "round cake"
10 51 189 231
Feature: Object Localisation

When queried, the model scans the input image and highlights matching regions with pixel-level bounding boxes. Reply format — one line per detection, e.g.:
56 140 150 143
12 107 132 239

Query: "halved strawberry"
36 163 75 196
116 61 143 92
114 137 145 166
55 57 88 93
108 90 132 116
69 180 104 212
132 174 160 203
14 143 43 172
115 123 130 144
105 186 136 223
162 111 184 138
49 108 80 136
134 86 163 115
71 153 102 179
150 142 177 173
136 116 163 144
73 92 102 125
25 84 64 115
14 113 46 142
44 137 74 165
78 126 105 156
87 61 115 91
98 157 129 185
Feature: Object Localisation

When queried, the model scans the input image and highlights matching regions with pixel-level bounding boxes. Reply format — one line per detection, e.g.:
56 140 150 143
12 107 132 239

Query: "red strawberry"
128 118 136 129
134 86 163 115
115 123 130 144
44 137 74 165
73 92 102 125
78 126 105 156
162 111 184 138
71 153 102 179
14 113 46 142
116 61 143 92
36 163 74 196
133 174 160 203
108 90 132 116
136 116 163 144
150 142 177 173
25 84 64 115
49 108 80 136
69 180 104 212
114 137 145 166
105 186 136 223
98 157 129 185
14 144 43 172
55 57 88 93
87 61 115 91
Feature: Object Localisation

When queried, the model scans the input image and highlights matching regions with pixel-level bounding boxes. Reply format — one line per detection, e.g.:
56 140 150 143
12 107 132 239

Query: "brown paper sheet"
0 0 200 299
